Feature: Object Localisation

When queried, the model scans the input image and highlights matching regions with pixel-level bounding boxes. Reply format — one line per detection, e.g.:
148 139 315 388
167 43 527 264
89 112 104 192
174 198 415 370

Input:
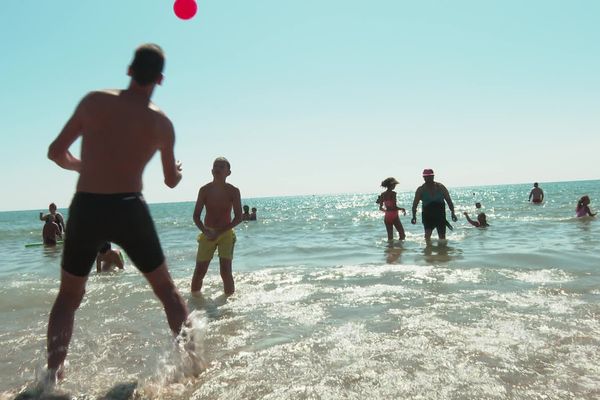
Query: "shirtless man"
529 182 544 204
45 44 189 382
96 242 125 273
191 157 243 296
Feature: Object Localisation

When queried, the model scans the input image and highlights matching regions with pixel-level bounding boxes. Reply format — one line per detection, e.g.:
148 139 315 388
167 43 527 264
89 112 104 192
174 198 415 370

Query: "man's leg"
47 269 88 377
219 258 235 295
191 261 210 294
424 228 433 241
144 263 189 335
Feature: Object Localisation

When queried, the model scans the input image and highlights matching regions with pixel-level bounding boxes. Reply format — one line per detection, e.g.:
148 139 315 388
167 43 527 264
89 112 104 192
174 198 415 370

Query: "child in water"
576 195 596 217
463 212 489 227
376 177 406 241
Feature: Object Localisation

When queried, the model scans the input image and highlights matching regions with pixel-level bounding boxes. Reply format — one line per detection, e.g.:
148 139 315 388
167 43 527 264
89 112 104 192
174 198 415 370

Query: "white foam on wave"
498 267 574 284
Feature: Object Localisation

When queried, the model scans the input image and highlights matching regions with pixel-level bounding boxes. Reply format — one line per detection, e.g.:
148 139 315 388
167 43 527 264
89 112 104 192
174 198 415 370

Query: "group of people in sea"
34 43 597 388
377 174 595 242
241 205 257 221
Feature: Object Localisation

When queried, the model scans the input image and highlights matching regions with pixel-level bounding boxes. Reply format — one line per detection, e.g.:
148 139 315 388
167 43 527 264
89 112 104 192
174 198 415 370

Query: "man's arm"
441 184 458 221
47 96 88 172
411 187 422 223
159 120 182 188
528 190 533 201
96 256 102 273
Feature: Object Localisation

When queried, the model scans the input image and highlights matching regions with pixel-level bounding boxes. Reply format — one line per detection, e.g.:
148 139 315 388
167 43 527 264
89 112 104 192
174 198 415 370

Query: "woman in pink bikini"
376 177 406 241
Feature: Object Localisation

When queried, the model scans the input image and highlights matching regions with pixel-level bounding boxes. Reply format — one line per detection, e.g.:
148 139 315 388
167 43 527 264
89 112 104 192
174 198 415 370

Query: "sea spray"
136 310 208 399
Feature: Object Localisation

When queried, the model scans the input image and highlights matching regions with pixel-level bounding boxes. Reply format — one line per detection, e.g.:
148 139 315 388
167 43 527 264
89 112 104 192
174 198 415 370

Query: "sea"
1 180 599 400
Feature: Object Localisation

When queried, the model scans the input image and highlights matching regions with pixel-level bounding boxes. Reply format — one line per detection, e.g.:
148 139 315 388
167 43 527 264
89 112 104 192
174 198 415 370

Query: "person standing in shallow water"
44 43 189 383
529 182 544 204
191 157 243 296
376 177 406 241
411 169 457 241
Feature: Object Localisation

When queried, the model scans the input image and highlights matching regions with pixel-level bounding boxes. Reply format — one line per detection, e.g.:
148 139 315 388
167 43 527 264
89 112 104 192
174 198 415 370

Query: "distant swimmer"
96 242 125 273
576 195 596 217
376 177 406 241
42 214 63 246
242 205 251 221
191 157 243 296
44 43 189 383
250 207 257 221
40 203 65 235
528 182 544 204
463 212 489 228
411 169 457 241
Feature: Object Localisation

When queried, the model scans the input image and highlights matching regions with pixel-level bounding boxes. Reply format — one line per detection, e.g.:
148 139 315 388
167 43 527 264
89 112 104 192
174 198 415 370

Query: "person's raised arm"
463 212 477 227
159 119 182 188
47 96 89 172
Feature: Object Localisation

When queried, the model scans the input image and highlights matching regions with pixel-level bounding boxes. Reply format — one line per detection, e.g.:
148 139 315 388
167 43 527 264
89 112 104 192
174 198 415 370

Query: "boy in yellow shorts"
191 157 243 295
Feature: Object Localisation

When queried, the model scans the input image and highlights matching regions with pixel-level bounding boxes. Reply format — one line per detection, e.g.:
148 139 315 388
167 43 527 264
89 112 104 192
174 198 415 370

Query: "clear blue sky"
1 0 598 211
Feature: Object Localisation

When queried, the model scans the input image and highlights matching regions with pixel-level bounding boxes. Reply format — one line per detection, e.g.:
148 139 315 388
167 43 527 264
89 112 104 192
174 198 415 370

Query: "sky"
0 0 598 211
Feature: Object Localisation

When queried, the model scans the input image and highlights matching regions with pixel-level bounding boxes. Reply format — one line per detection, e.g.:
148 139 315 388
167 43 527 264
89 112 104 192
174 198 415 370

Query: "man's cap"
422 169 434 176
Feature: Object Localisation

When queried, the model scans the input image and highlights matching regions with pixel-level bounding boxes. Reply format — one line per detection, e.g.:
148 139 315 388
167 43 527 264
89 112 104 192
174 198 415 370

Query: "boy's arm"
48 96 89 172
212 188 243 236
158 119 182 188
230 188 243 228
192 188 207 233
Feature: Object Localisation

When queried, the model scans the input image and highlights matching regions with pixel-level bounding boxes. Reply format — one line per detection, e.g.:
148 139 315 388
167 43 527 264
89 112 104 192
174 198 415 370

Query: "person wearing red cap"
411 169 457 240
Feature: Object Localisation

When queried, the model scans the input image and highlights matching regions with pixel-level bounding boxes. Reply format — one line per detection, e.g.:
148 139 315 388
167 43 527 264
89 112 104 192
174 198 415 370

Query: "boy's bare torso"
200 182 237 230
76 90 169 193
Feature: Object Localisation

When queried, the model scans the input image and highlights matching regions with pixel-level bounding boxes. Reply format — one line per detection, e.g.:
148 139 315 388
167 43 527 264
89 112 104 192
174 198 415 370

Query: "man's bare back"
49 89 180 193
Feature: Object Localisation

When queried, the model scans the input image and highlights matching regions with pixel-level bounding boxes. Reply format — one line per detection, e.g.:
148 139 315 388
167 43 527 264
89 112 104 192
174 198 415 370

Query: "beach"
1 180 599 399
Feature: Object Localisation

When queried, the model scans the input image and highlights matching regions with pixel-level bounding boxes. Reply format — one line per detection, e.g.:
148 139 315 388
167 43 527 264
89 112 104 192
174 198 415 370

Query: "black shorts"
62 192 165 277
422 202 447 234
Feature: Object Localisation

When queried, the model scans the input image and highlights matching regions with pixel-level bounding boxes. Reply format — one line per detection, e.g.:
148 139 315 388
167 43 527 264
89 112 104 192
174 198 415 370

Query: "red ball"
174 0 198 20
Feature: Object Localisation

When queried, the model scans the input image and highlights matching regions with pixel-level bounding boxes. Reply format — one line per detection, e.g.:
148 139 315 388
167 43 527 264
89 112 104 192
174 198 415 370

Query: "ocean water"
1 180 599 399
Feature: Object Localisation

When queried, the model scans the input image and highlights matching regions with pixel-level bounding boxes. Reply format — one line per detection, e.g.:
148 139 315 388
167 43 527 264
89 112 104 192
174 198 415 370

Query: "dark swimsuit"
421 185 448 234
62 192 164 277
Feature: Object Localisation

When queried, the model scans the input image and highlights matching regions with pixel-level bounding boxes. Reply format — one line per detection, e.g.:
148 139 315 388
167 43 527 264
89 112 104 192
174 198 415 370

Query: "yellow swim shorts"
196 229 236 262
